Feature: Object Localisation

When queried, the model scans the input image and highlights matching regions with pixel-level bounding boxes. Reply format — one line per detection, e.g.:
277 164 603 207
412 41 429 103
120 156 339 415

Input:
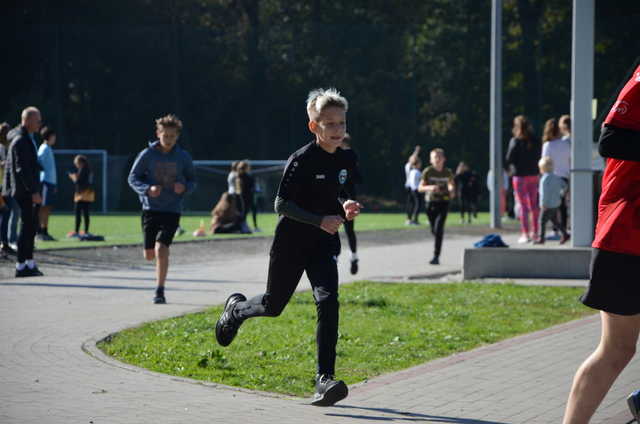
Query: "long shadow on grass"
327 405 508 423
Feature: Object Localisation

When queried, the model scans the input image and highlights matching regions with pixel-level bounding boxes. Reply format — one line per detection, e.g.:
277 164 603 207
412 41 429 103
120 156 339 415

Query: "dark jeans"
405 187 417 220
426 201 449 257
343 219 357 254
15 195 38 263
233 244 340 376
539 207 567 242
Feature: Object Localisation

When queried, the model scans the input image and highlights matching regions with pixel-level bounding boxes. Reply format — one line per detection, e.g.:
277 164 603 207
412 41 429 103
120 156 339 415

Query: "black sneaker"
350 259 359 275
153 294 166 304
628 390 640 422
29 266 44 276
15 268 32 278
215 293 246 347
311 374 348 407
1 244 16 255
429 256 439 265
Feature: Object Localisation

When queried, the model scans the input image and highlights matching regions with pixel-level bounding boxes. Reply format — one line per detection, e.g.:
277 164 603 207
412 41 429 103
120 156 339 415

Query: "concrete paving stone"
2 231 639 423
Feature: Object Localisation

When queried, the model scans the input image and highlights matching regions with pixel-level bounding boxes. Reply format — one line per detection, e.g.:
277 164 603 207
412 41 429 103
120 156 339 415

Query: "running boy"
215 88 362 407
419 148 455 265
128 114 196 304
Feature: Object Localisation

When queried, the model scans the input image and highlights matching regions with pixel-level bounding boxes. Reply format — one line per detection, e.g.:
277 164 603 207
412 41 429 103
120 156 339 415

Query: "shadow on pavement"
326 405 509 424
0 282 219 292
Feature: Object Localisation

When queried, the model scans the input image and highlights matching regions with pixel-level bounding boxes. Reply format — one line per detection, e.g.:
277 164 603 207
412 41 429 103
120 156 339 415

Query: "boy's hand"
174 182 186 194
148 185 162 197
320 215 344 234
342 200 363 221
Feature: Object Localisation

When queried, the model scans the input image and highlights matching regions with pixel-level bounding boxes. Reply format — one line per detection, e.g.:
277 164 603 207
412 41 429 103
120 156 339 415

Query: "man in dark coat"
2 107 44 277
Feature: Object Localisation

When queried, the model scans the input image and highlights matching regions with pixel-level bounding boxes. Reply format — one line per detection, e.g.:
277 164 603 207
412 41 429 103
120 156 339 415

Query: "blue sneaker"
628 390 640 422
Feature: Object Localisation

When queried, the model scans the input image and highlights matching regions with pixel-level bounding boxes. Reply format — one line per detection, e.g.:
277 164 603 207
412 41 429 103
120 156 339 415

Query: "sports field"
37 212 492 249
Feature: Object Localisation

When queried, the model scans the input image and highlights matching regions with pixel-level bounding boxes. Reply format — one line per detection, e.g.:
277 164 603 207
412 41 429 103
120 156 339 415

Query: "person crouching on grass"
128 114 196 304
215 88 362 407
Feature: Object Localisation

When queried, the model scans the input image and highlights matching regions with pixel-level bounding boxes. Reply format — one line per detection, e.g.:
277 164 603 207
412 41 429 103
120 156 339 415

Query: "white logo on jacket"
339 169 348 184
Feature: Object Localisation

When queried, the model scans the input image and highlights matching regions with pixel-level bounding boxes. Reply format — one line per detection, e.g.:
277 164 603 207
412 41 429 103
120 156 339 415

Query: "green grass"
39 212 491 249
98 281 592 396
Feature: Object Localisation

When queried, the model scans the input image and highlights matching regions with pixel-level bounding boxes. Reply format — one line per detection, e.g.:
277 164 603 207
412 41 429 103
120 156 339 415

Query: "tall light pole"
571 0 595 246
490 0 503 229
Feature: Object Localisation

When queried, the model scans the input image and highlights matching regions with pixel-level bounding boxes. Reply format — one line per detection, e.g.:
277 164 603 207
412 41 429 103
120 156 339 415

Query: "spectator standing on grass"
36 126 58 241
235 160 254 234
454 161 481 224
541 116 571 239
68 155 94 238
2 107 44 277
128 114 196 304
505 115 541 243
562 65 640 424
404 145 421 225
407 157 422 225
0 122 15 257
533 156 569 245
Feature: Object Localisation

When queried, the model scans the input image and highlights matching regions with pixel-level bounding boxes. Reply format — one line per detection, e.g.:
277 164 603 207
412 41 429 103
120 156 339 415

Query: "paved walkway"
1 231 639 423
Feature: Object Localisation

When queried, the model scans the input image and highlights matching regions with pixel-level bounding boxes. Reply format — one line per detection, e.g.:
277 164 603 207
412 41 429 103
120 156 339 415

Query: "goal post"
189 159 286 213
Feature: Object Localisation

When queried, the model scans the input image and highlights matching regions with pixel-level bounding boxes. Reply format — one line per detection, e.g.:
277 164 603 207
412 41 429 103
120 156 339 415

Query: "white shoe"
253 227 262 232
517 235 530 244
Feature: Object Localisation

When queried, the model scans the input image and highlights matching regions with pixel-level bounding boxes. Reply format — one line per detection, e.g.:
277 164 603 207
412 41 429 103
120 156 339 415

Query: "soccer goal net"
54 149 108 213
187 160 286 213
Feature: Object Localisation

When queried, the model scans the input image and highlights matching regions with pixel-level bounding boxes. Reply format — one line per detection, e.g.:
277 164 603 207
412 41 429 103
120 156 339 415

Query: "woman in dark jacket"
505 115 541 243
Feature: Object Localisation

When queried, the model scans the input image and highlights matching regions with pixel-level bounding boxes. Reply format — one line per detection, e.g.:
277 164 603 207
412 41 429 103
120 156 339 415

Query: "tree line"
3 0 639 203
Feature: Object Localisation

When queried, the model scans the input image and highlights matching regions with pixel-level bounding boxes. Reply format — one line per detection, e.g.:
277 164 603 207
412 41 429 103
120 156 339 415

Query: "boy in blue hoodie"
128 114 196 304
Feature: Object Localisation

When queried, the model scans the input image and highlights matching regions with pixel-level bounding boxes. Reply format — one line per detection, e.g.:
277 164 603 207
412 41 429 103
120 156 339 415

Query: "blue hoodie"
128 141 196 213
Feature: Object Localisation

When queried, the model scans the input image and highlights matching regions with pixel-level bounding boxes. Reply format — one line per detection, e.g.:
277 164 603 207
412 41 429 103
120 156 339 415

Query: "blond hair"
306 88 348 121
155 114 183 132
538 156 554 173
21 106 40 123
431 147 445 156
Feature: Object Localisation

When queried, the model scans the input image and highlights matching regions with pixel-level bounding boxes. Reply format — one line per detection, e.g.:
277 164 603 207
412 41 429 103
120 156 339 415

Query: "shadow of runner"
326 405 509 424
0 282 219 292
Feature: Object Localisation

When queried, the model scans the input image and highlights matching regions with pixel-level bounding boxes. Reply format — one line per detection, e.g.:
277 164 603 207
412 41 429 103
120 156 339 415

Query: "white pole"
490 0 503 229
570 0 594 247
102 150 108 213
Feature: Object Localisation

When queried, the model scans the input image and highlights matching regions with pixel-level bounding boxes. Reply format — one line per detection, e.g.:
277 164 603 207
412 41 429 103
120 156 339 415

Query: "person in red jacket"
563 65 640 424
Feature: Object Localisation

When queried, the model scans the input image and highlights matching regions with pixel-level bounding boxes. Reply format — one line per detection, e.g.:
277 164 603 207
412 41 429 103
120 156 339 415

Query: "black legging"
459 194 477 222
233 245 340 375
426 201 449 257
343 219 357 254
75 201 91 233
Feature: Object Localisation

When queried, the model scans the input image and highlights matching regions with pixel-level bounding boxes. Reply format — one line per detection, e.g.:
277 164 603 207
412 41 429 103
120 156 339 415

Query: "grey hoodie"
128 141 196 213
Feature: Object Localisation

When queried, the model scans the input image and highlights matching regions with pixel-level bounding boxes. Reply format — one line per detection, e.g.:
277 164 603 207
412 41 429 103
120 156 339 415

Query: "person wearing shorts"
562 64 640 424
128 114 196 304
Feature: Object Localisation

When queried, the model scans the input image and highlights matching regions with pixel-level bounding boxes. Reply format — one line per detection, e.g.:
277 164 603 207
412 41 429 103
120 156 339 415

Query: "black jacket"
2 126 41 198
505 137 541 177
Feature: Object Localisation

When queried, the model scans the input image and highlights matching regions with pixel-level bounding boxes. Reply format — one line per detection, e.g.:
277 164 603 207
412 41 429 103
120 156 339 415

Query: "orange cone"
193 219 206 237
